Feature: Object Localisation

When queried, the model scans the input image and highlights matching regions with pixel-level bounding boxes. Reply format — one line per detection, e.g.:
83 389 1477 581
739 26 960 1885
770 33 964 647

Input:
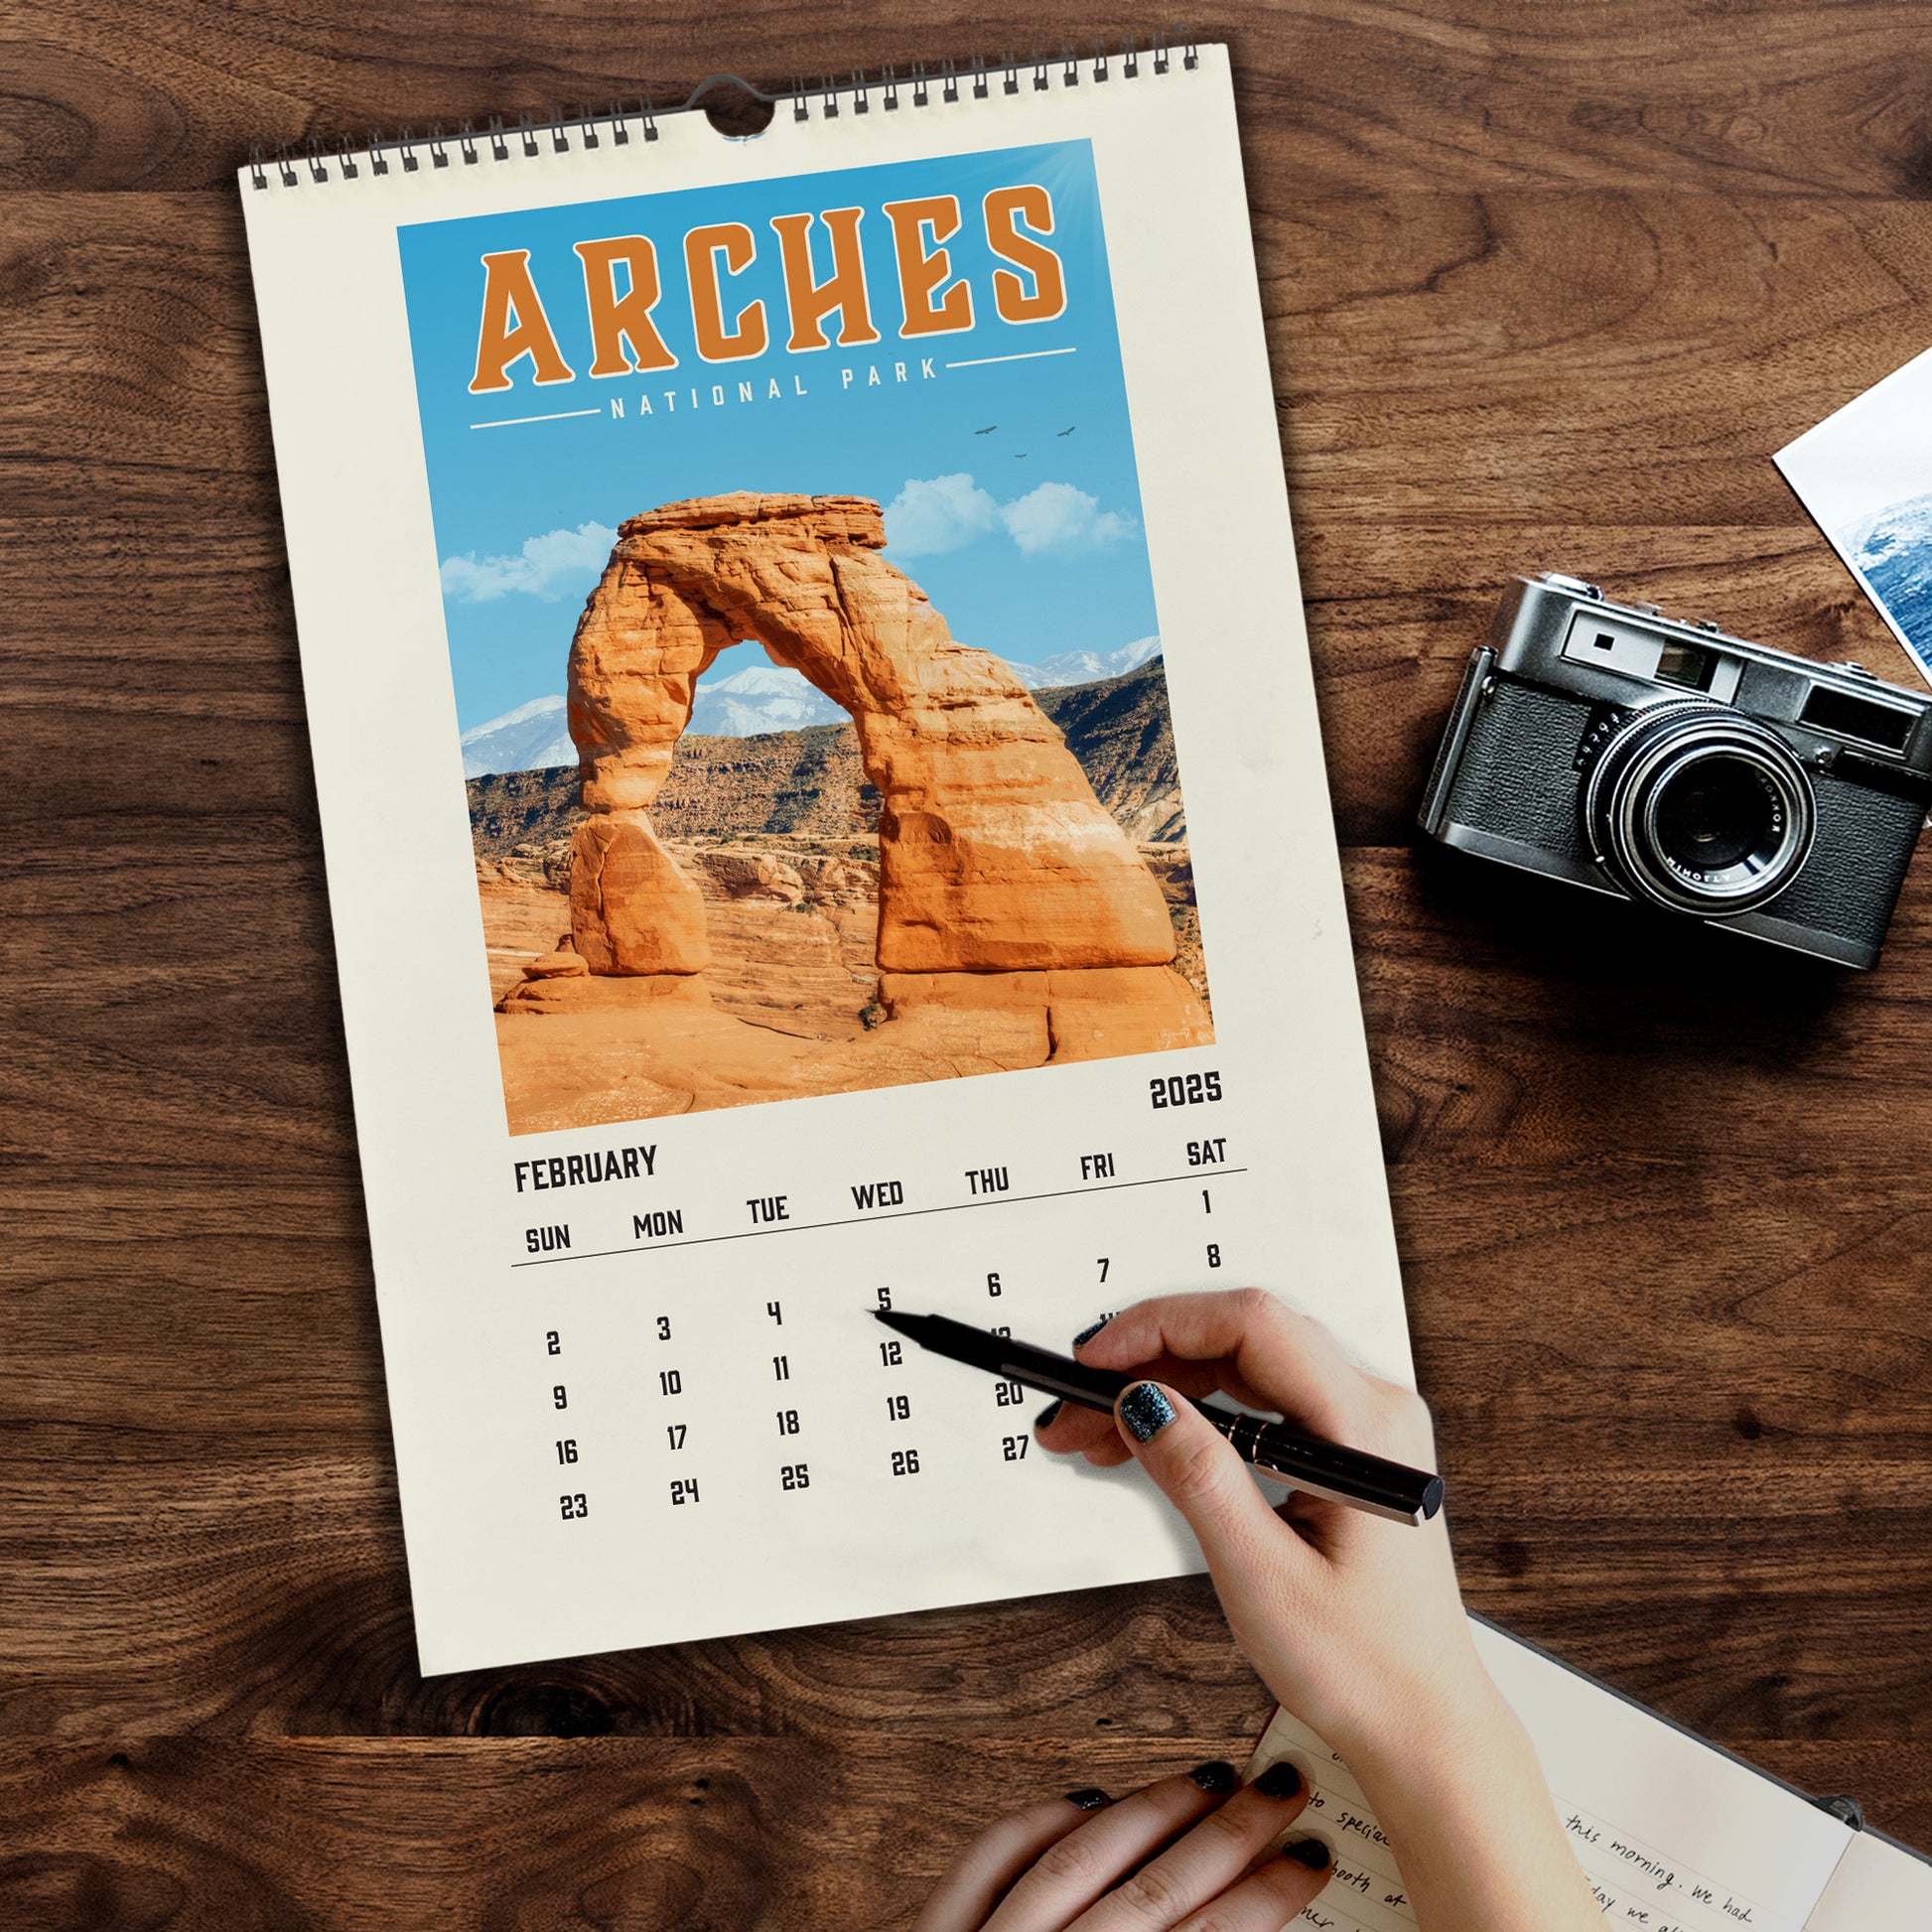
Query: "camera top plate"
1490 575 1932 777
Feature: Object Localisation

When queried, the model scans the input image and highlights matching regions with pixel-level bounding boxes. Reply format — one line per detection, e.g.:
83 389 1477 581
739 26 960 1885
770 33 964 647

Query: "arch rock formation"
500 492 1210 1088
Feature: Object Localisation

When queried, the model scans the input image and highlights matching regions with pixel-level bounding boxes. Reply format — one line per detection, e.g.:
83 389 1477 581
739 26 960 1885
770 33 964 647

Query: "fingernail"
1072 1316 1110 1348
1035 1400 1062 1430
1253 1760 1303 1799
1284 1838 1330 1870
1188 1759 1237 1793
1064 1787 1109 1810
1119 1381 1176 1443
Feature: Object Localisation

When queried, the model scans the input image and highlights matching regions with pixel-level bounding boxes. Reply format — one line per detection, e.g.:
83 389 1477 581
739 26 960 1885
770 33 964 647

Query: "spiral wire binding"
245 31 1197 189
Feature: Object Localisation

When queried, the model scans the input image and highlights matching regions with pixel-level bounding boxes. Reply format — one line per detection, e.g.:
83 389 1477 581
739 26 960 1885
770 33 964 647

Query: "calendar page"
239 46 1411 1674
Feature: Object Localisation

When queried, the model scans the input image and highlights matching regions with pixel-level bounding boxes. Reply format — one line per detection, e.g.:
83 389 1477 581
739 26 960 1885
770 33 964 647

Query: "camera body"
1419 574 1932 967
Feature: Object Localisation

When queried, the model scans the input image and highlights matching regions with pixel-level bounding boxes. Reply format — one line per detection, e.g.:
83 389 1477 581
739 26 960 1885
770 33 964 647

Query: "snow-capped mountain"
1847 494 1932 669
460 636 1169 772
461 695 575 778
687 664 847 736
1004 635 1163 690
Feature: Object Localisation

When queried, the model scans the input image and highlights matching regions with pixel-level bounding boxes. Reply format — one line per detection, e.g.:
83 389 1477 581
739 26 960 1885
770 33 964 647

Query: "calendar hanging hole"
687 73 777 139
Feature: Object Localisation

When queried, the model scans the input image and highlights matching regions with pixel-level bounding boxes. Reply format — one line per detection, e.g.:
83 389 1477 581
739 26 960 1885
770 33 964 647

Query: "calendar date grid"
515 1066 1240 1532
527 1168 1247 1532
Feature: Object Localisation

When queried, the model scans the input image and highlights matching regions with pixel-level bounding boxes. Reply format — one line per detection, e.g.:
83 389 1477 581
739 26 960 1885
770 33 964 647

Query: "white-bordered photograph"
1776 344 1932 686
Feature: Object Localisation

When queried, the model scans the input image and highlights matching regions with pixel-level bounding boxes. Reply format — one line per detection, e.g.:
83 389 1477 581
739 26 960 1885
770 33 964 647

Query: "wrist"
1314 1621 1505 1777
1344 1669 1535 1815
1337 1672 1598 1932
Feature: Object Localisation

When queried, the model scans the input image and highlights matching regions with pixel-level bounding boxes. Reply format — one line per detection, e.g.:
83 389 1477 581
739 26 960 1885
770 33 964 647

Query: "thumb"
1114 1381 1289 1577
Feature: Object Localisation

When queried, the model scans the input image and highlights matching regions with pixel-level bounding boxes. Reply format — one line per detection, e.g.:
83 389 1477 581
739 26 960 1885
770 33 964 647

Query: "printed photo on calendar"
398 140 1213 1137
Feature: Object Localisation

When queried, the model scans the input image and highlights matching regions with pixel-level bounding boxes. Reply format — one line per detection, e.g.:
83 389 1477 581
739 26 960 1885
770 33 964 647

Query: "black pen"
873 1308 1444 1526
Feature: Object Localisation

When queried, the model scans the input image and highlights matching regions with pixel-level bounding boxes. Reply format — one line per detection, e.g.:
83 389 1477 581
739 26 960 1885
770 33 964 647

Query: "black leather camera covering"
1442 679 1922 953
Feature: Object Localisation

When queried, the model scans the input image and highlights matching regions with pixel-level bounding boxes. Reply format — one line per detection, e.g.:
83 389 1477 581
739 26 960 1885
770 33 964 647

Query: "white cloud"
439 521 618 603
884 475 1138 562
1000 482 1136 556
882 474 1002 559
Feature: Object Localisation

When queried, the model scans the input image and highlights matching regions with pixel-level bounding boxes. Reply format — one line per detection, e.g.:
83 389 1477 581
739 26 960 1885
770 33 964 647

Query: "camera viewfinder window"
1799 686 1916 752
1656 642 1719 692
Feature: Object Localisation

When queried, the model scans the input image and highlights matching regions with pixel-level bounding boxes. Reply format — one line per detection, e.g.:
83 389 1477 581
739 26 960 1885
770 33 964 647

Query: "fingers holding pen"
1035 1331 1233 1467
1108 1378 1308 1586
1078 1290 1432 1459
1034 1397 1129 1465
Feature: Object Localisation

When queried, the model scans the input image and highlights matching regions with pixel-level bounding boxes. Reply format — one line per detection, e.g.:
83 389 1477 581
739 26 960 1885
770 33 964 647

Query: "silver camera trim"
1583 705 1816 914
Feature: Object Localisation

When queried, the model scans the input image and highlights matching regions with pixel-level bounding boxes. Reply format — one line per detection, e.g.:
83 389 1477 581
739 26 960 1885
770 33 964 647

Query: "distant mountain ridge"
458 635 1166 776
1009 635 1163 691
688 664 845 736
460 696 573 778
470 656 1185 851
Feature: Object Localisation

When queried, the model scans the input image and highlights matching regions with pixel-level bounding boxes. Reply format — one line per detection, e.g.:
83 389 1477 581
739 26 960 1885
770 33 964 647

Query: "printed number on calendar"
1150 1070 1223 1109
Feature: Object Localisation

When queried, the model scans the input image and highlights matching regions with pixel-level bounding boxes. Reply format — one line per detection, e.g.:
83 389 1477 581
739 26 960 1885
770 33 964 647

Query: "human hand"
1036 1289 1600 1932
1038 1287 1475 1763
910 1760 1330 1932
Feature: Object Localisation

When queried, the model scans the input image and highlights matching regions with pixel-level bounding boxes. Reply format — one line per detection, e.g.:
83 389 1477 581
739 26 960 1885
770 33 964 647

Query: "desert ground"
479 832 1206 1132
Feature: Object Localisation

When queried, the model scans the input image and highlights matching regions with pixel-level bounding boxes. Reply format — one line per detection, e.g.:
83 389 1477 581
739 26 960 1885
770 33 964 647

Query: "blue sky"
397 140 1160 731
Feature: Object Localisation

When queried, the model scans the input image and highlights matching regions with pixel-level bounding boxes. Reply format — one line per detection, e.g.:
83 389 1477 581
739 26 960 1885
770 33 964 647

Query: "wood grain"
4 1 1932 1918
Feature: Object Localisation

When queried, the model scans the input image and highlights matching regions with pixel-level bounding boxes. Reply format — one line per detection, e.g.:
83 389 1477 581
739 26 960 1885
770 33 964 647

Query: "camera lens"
1583 705 1814 916
1652 757 1778 873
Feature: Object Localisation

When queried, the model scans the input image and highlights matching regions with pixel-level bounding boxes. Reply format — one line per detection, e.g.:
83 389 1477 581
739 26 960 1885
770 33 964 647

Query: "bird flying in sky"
974 425 996 435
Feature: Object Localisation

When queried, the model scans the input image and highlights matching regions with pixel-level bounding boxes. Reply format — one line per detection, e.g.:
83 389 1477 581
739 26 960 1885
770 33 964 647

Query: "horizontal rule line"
943 347 1078 368
469 408 603 429
510 1168 1250 1269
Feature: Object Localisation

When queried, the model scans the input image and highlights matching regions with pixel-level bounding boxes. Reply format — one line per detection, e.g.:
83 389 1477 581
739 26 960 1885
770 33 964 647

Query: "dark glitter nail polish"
1071 1316 1110 1347
1253 1760 1303 1799
1035 1400 1063 1430
1284 1838 1330 1870
1064 1787 1109 1811
1119 1381 1176 1443
1188 1760 1237 1793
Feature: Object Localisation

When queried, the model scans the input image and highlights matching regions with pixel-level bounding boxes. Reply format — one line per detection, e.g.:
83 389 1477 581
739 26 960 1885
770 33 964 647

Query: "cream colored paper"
239 48 1409 1674
1246 1619 1924 1932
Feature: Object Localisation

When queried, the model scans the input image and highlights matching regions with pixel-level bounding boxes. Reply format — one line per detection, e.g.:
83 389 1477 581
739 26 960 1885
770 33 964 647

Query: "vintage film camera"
1419 574 1932 967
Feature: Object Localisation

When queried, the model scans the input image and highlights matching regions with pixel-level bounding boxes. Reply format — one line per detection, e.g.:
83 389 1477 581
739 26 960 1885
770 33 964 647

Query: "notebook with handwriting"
1249 1617 1932 1930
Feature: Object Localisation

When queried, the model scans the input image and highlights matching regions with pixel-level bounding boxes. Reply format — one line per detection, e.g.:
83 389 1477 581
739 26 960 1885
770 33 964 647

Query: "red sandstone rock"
692 850 806 903
877 965 1211 1062
568 811 709 975
522 950 591 980
498 971 711 1015
565 493 1176 978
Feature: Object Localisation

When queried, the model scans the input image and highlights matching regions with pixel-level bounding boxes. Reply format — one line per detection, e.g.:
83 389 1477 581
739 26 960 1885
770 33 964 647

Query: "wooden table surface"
5 2 1931 1923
